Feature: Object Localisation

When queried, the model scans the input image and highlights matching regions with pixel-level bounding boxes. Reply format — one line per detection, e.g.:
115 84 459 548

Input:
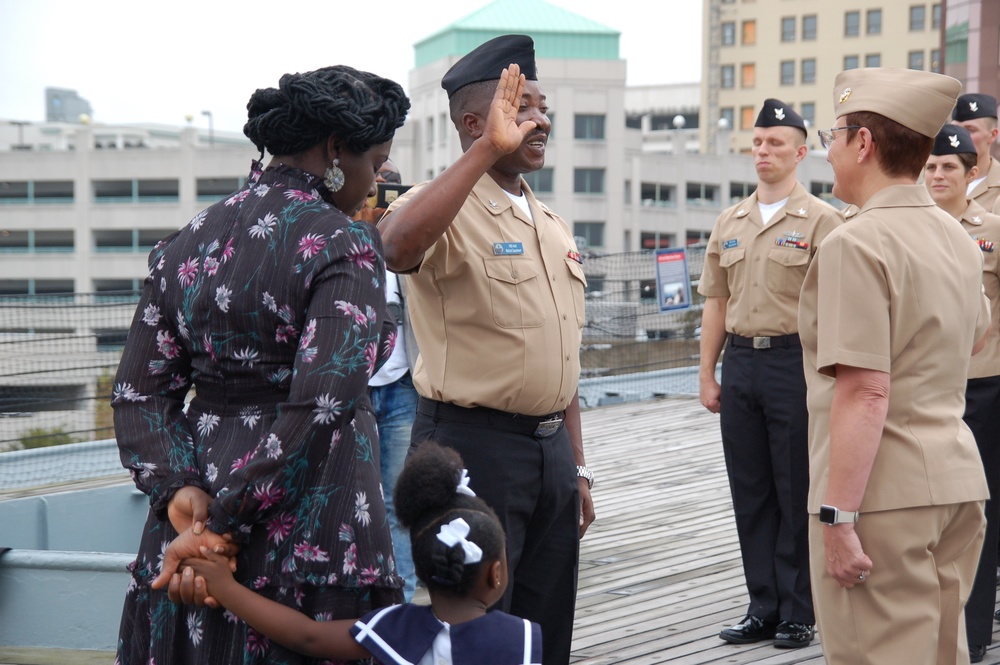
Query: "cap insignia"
839 88 852 104
774 108 785 121
949 134 961 148
970 101 979 112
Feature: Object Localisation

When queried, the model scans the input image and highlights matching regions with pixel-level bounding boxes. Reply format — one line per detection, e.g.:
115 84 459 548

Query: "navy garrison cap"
755 99 807 135
932 124 977 156
953 93 998 121
441 34 538 98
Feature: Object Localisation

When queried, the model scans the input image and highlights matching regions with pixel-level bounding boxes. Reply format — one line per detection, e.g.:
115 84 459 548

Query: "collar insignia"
797 208 806 215
973 216 983 223
488 199 500 209
839 87 852 103
737 209 746 216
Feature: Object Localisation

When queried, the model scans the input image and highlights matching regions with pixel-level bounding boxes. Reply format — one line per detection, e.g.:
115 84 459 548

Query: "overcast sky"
0 0 703 133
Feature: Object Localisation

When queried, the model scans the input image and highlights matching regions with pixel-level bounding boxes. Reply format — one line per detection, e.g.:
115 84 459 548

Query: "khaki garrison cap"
833 67 962 138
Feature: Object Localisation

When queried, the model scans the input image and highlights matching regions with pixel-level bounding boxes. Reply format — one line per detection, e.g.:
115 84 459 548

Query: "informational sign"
654 248 691 312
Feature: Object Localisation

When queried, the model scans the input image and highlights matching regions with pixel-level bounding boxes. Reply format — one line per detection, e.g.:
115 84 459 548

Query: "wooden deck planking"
571 397 1000 664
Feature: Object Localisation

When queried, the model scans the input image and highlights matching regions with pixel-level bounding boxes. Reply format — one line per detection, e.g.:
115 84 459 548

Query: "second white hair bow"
436 517 483 564
456 468 476 497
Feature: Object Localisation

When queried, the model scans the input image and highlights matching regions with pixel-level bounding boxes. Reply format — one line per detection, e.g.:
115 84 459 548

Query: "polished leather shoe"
995 606 1000 622
773 621 814 649
970 643 987 663
719 615 778 644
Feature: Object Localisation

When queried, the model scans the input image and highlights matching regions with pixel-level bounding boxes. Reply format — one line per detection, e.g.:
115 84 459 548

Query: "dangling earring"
324 158 345 192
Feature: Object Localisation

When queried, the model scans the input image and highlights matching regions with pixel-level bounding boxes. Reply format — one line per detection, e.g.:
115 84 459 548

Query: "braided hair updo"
243 65 410 157
395 442 505 597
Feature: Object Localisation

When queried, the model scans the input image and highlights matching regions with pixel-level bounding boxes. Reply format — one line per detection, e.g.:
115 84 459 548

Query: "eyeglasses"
377 170 402 184
817 125 862 149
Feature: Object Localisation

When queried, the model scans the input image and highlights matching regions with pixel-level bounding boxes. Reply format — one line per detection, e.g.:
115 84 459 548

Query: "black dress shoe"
773 621 815 649
719 615 778 644
995 607 1000 622
970 644 987 663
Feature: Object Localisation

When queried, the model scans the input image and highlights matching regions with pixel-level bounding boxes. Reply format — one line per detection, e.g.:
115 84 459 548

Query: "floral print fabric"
113 162 401 664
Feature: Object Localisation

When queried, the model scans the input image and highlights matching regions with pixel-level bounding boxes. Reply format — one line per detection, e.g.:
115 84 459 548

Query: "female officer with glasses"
800 68 991 664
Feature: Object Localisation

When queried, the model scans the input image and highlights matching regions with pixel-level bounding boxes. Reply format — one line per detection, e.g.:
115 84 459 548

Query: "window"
781 17 795 42
94 228 175 252
197 177 241 201
865 53 881 68
720 107 735 131
867 9 881 34
136 179 179 202
574 169 605 194
574 114 606 140
909 50 925 70
810 181 836 202
845 11 860 37
844 55 859 70
931 48 941 73
780 60 795 86
523 167 553 193
425 116 434 146
721 65 735 89
93 179 179 203
640 183 675 207
801 59 817 84
800 102 816 126
33 181 73 203
932 3 941 29
33 230 74 253
742 20 756 45
910 5 926 31
722 22 736 46
93 279 141 302
740 105 756 131
687 183 719 206
0 231 29 252
574 222 605 248
729 182 756 203
741 63 755 88
639 234 674 251
802 15 817 40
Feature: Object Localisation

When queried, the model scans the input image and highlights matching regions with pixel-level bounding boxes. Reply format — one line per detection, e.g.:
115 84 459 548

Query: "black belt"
728 333 800 350
417 397 565 438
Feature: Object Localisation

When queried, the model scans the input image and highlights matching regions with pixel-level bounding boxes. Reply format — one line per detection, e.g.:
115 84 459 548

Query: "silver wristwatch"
576 465 594 490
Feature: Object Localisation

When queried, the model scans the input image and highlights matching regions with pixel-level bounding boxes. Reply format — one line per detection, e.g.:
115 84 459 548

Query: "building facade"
702 0 944 153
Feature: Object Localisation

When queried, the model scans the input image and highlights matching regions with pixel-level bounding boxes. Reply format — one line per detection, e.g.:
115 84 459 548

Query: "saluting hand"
482 64 537 158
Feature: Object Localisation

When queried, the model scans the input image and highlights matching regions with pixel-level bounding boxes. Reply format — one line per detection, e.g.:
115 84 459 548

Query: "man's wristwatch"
819 504 860 525
576 465 595 490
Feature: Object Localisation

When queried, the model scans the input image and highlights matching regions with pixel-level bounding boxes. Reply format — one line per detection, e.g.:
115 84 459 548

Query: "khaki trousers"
810 501 985 665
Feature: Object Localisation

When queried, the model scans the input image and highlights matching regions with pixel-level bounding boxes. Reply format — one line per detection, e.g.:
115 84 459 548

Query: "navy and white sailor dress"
350 604 542 665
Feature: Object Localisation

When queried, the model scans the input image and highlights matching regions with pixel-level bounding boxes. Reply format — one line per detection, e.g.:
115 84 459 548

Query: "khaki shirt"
971 156 1000 211
385 174 585 416
959 199 1000 379
799 184 989 513
698 181 843 336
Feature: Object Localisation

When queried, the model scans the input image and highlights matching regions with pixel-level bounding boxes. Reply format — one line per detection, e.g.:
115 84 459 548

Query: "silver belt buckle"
753 336 771 349
533 416 563 438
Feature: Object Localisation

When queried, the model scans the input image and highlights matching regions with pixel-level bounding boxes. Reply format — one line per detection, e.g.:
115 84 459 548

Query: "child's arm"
183 547 369 660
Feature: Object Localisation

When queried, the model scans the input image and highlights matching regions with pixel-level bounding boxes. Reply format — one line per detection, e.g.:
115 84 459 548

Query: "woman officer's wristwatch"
576 465 595 490
819 504 859 525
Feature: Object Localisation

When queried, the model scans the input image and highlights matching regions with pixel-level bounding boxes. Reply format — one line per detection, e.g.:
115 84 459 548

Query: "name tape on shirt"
493 242 525 256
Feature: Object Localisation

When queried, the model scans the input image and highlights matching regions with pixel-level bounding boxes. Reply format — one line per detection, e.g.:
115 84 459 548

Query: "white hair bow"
456 468 476 497
436 517 483 564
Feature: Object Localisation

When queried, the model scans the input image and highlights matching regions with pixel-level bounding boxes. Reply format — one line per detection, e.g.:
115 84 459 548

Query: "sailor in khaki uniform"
953 93 1000 211
800 67 990 665
378 35 592 665
925 123 1000 662
698 100 842 649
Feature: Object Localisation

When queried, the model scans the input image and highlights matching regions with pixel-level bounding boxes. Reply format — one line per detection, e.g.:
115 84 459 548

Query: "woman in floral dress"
112 65 410 664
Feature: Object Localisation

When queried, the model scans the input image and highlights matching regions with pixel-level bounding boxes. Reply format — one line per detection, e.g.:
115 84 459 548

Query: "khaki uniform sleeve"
815 232 892 376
